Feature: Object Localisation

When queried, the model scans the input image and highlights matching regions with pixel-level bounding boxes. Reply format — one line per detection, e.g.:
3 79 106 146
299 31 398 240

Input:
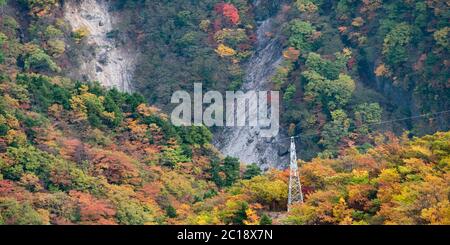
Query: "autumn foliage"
70 191 116 225
0 0 449 226
283 132 450 225
215 3 240 25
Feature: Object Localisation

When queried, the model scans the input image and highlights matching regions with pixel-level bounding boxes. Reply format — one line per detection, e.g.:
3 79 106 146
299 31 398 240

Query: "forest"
0 0 448 224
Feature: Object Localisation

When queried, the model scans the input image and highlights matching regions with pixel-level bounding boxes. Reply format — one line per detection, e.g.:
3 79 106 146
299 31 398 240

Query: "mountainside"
107 0 449 161
63 0 135 92
0 0 448 225
214 17 287 169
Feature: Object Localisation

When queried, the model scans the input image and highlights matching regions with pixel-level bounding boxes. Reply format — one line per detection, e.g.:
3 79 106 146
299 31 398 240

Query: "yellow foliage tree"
215 44 236 57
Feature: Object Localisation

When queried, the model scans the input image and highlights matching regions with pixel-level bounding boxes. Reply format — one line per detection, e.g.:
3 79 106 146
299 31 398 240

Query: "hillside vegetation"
0 0 448 224
115 0 449 159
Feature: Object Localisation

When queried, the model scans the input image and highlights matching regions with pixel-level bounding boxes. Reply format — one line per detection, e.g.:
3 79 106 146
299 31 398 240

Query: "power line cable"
277 109 450 141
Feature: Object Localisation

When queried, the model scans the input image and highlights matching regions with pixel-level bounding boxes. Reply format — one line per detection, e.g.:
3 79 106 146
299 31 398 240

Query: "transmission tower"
288 137 304 211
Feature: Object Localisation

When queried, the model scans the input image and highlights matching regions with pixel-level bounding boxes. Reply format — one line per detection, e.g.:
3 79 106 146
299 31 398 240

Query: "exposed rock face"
64 1 288 168
64 0 135 92
214 18 289 170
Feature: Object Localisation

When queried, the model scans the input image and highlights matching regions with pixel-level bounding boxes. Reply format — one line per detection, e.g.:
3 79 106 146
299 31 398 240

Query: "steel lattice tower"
288 137 304 211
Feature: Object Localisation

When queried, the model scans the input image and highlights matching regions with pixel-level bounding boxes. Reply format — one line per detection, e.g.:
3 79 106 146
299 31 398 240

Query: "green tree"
221 200 248 225
320 110 350 155
16 73 71 112
211 156 241 187
2 146 54 182
165 204 177 218
0 51 4 65
161 145 191 168
23 44 61 72
243 163 262 180
223 156 240 187
303 71 355 110
382 23 412 67
259 214 273 225
0 198 46 225
283 84 297 103
175 10 194 27
177 125 213 146
354 103 382 134
287 20 316 52
210 159 225 187
0 32 7 64
0 122 8 136
103 94 123 128
305 52 344 80
44 25 64 39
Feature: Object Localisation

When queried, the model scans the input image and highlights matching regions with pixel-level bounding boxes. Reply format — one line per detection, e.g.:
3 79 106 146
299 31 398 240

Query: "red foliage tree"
215 3 240 25
0 180 32 201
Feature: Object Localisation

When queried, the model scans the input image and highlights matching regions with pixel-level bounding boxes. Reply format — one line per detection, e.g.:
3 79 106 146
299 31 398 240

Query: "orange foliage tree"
69 191 116 225
88 149 141 185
